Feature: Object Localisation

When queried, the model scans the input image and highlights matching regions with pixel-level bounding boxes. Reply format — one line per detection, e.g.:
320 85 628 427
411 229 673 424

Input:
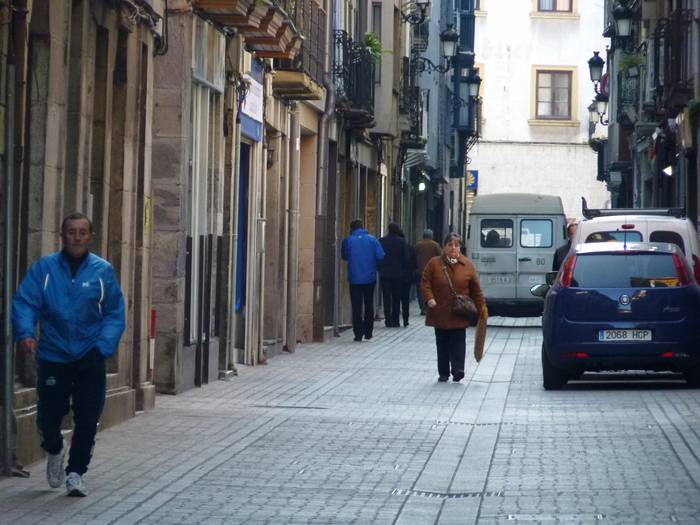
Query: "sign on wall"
466 170 478 190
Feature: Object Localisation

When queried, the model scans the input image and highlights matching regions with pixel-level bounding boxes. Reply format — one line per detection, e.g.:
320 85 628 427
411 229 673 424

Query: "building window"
536 70 572 120
538 0 571 12
372 3 382 83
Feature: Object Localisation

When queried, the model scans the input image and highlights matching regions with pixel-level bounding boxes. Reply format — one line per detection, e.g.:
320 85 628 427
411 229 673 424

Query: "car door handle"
518 257 531 262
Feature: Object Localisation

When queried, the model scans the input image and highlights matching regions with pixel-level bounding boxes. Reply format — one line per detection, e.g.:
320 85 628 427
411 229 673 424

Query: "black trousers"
399 281 411 325
37 348 106 475
434 328 466 379
350 282 376 339
381 278 402 327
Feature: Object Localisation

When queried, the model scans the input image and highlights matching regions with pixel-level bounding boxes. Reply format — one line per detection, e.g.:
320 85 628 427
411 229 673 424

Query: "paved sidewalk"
2 308 700 524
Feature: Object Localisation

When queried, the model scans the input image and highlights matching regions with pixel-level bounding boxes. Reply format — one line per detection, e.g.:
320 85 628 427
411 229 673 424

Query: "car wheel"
541 344 567 390
684 367 700 387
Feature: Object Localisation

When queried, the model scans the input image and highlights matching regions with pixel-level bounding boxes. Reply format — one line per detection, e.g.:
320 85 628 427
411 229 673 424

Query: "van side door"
516 216 556 299
472 218 517 301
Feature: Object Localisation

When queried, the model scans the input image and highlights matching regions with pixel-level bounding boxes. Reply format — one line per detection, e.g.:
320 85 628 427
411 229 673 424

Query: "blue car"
531 242 700 389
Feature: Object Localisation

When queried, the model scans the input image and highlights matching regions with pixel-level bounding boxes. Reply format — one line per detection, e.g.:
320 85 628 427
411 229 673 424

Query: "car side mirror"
530 283 550 298
545 271 558 286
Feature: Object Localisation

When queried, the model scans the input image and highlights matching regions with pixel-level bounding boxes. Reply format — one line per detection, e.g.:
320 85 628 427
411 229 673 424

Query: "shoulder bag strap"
442 264 458 298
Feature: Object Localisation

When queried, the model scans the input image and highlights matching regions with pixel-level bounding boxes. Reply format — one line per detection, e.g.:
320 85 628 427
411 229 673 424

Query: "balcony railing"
275 0 326 85
333 30 376 127
653 9 694 108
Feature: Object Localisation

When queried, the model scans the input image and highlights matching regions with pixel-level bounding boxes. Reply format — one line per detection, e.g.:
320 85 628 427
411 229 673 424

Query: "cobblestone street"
2 312 700 524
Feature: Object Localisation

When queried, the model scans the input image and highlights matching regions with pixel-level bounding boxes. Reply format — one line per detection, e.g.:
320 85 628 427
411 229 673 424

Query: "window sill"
528 119 580 127
529 11 580 20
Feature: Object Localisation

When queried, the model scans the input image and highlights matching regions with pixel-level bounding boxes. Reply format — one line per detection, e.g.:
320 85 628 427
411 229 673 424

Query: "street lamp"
412 24 459 74
612 2 634 38
588 51 605 85
595 93 609 125
466 69 481 98
401 0 430 25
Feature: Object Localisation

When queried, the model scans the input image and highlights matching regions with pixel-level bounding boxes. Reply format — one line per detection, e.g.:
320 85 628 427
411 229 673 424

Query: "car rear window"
649 230 685 253
571 253 681 288
585 231 643 243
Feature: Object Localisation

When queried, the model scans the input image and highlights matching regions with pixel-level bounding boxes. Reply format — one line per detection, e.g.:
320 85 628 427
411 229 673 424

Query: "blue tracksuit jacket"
12 251 126 363
341 228 385 285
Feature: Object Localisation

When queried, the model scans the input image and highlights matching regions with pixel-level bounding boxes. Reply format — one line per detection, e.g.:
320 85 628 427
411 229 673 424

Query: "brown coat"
421 255 485 330
414 239 442 272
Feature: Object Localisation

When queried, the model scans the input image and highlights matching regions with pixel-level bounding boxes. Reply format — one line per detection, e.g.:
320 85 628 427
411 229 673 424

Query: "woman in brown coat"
421 232 486 382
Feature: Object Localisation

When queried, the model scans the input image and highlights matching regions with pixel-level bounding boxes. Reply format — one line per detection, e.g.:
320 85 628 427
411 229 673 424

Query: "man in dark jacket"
553 222 577 271
379 223 411 327
414 229 442 314
341 219 385 341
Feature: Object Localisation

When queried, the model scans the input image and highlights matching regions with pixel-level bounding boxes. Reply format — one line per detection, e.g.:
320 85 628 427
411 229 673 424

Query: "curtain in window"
539 0 570 11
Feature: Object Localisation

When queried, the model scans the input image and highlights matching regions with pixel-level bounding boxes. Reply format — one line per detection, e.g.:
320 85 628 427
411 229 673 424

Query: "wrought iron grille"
274 0 326 84
663 8 693 90
333 30 376 117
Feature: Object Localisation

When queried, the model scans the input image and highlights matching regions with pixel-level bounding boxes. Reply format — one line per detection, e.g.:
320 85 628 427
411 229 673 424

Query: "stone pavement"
2 310 700 524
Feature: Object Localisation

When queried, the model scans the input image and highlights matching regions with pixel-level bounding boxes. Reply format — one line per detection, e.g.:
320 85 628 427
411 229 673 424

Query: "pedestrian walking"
396 229 417 327
414 229 442 315
379 223 411 327
553 221 577 271
341 218 385 341
12 212 126 496
421 232 486 383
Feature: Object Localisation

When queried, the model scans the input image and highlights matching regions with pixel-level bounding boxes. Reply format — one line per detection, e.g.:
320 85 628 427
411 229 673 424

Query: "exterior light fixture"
466 69 481 98
612 2 634 38
440 24 459 61
418 181 427 192
401 0 430 25
594 93 609 125
588 101 598 124
662 165 673 176
588 51 605 84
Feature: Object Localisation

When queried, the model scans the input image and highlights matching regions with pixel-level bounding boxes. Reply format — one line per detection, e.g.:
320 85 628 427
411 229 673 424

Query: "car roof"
572 241 682 255
470 193 564 215
578 215 690 226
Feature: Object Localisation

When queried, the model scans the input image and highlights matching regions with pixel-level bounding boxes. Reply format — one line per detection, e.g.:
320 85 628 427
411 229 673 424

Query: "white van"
573 200 700 280
467 193 567 315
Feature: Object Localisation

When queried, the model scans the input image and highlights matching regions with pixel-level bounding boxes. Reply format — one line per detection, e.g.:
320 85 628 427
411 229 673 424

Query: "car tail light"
672 253 691 285
560 255 577 288
693 255 700 283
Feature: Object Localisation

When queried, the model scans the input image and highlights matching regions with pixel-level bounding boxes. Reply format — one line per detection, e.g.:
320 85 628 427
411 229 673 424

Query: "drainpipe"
285 102 300 352
3 55 15 477
315 0 336 342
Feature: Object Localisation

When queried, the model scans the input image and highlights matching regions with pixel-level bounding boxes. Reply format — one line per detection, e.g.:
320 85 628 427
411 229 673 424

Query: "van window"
571 253 680 288
649 230 685 253
585 231 642 243
520 219 553 248
481 219 513 248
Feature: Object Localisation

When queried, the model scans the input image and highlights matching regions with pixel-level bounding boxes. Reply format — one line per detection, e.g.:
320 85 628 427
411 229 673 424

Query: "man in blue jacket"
341 219 385 341
13 212 125 496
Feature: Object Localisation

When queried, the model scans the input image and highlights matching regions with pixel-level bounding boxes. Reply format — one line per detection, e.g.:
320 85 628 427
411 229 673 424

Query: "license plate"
598 329 652 342
481 274 514 285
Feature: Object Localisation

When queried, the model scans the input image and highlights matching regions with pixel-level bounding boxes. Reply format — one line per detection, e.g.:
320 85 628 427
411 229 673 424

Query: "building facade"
470 0 610 219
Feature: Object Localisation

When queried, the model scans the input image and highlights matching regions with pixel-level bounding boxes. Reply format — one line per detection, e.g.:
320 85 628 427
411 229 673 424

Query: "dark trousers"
350 282 376 339
399 281 411 325
37 348 106 475
434 328 466 379
381 278 402 327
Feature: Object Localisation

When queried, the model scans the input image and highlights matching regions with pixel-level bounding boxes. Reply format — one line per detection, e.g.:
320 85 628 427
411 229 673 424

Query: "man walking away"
414 229 442 315
553 222 577 271
379 223 411 327
12 212 126 496
341 219 385 341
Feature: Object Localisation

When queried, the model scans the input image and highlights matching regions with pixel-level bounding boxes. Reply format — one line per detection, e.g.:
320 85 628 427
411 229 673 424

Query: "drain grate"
507 514 605 521
248 404 328 410
391 488 504 500
431 420 514 429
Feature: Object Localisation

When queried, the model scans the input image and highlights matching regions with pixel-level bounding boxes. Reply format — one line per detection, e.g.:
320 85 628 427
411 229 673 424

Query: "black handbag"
442 264 479 323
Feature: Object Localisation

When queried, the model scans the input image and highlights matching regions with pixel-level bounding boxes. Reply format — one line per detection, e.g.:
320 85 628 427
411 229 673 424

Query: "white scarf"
446 256 458 265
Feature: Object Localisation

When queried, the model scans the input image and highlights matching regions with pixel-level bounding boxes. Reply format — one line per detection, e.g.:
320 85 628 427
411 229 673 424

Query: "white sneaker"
46 439 66 489
66 472 87 497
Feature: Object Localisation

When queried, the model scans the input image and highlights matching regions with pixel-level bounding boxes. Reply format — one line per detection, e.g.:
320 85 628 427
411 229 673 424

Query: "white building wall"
470 0 610 219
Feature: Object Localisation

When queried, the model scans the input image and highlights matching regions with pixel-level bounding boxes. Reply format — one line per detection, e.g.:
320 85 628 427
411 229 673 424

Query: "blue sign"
466 170 478 190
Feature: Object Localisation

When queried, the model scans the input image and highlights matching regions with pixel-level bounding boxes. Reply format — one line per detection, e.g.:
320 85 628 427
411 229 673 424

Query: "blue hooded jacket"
12 251 126 363
341 228 385 285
